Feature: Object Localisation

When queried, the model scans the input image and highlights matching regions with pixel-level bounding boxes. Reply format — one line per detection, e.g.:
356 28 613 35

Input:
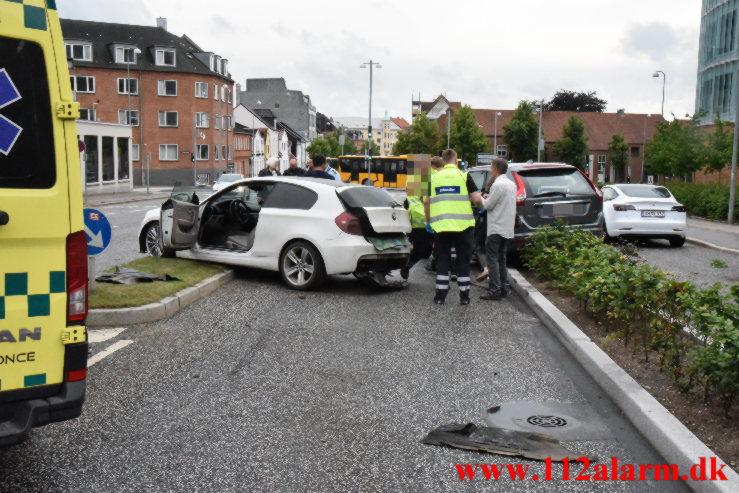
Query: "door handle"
0 210 8 226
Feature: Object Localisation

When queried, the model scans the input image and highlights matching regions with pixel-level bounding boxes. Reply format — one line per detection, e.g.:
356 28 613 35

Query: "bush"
523 225 739 416
666 182 737 221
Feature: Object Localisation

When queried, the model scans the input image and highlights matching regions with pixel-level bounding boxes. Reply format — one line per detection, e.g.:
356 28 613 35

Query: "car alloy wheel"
280 241 326 290
145 222 164 257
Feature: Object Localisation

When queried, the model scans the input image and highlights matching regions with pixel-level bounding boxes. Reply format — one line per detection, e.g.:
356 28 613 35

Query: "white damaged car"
137 177 411 289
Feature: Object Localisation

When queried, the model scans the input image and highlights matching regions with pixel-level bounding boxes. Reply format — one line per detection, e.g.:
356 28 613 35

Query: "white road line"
88 339 134 367
88 327 127 343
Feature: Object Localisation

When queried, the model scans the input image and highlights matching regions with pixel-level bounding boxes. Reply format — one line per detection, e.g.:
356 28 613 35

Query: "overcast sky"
58 0 701 121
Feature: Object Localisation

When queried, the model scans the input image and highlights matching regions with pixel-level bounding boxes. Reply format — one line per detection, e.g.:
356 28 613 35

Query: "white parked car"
138 177 412 289
212 173 245 192
602 184 687 247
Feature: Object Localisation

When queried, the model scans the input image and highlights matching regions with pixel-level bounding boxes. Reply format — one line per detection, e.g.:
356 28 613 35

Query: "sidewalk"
687 217 739 252
83 187 172 207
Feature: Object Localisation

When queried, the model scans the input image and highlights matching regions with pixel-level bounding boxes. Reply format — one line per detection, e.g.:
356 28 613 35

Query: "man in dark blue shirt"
305 155 334 180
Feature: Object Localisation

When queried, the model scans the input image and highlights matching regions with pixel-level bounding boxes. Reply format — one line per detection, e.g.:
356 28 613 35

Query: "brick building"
61 18 235 187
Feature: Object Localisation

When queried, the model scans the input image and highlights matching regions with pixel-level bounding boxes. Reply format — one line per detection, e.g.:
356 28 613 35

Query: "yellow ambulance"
0 0 88 446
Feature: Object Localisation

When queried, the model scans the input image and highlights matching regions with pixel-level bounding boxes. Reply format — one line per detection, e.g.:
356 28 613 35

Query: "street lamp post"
537 100 544 162
360 60 381 157
652 70 666 117
446 108 451 149
493 111 502 156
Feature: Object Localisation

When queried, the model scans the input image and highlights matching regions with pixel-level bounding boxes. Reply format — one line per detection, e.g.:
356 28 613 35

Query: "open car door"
161 184 201 249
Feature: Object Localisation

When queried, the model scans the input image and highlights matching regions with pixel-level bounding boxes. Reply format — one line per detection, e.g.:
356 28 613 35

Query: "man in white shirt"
480 158 517 301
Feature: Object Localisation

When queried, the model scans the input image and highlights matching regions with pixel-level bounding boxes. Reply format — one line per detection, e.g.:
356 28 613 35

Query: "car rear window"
518 168 593 196
338 186 400 207
0 36 55 189
219 174 243 183
619 185 671 198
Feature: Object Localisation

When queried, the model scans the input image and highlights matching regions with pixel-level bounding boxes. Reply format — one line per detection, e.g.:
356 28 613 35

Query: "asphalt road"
0 268 689 492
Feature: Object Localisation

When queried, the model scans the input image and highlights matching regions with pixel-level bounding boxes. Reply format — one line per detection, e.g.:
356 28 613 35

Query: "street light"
652 70 666 117
493 111 502 156
360 60 381 156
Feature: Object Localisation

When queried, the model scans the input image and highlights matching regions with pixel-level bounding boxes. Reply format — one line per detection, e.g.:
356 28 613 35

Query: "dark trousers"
485 234 509 295
408 228 433 268
435 227 473 296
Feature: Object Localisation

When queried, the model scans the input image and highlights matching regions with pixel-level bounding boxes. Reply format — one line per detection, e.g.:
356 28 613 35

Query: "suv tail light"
672 205 687 212
512 172 526 206
335 211 363 235
66 231 88 324
613 204 636 211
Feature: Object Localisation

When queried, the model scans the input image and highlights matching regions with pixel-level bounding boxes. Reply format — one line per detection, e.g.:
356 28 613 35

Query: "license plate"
543 203 585 217
641 210 665 218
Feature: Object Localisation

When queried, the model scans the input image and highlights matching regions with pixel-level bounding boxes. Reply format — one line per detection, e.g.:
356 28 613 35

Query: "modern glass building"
696 0 739 124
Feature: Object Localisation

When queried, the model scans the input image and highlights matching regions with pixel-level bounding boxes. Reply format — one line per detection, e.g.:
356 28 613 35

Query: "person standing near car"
480 158 517 301
305 155 335 180
400 161 433 280
258 157 281 177
282 157 305 177
425 149 482 305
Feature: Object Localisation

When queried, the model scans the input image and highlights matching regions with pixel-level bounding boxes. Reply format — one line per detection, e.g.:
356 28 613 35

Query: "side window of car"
262 183 318 210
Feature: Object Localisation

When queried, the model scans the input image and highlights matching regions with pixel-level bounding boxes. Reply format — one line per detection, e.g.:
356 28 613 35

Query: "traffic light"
368 125 372 138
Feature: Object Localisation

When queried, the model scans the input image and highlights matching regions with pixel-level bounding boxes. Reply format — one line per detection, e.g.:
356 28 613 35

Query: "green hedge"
523 226 739 415
666 182 737 221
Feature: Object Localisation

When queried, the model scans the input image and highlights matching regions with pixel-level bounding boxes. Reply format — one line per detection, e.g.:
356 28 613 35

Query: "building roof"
60 18 232 81
333 117 383 130
391 117 410 130
233 123 256 135
277 121 305 142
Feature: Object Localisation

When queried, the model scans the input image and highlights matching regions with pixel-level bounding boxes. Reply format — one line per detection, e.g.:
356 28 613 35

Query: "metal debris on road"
96 266 179 284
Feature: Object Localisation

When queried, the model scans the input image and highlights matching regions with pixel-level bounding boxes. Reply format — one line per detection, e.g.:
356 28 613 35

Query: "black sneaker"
501 288 510 298
433 294 446 304
480 292 502 301
460 293 470 305
400 267 409 280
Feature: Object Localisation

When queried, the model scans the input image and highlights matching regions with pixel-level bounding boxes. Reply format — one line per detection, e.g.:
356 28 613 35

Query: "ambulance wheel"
145 221 174 258
362 179 374 186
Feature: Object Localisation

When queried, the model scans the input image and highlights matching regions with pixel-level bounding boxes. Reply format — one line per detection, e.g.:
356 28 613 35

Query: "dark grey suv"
467 162 604 251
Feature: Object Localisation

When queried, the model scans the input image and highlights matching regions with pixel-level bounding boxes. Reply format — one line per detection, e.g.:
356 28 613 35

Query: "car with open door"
138 177 411 289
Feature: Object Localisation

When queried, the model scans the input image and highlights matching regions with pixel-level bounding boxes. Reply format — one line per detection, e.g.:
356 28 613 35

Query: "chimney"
156 17 167 31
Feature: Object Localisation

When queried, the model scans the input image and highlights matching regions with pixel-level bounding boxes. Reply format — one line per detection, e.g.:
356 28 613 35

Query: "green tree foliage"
553 116 588 169
703 117 733 176
503 101 539 161
392 112 443 155
607 134 629 182
449 105 489 165
645 116 705 178
539 90 607 112
306 128 357 158
360 139 381 156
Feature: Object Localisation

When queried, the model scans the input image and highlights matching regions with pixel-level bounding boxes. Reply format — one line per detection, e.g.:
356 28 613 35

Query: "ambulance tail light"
66 231 88 324
66 369 87 382
512 172 527 206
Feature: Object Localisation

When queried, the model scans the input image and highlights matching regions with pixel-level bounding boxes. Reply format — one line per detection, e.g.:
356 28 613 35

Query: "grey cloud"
621 22 692 62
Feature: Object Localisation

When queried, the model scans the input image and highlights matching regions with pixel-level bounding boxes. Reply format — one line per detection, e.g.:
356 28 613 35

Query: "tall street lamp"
537 100 544 162
652 70 666 117
360 59 381 156
493 111 502 156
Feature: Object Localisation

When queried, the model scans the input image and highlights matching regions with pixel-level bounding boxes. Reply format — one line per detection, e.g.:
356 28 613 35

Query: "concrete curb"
87 270 234 327
686 237 739 255
508 268 739 493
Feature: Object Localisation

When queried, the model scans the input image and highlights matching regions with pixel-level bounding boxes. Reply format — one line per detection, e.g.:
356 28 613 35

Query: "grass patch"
89 257 226 309
711 259 729 268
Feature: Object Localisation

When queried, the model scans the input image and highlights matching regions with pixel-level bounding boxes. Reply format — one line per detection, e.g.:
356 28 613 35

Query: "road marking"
88 327 127 343
88 339 134 367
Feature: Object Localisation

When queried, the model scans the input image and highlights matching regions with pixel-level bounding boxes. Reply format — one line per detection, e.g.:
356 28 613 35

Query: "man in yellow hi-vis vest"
424 149 483 305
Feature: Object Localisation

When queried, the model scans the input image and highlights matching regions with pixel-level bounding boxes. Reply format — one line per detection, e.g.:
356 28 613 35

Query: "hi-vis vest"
429 164 475 233
406 196 426 228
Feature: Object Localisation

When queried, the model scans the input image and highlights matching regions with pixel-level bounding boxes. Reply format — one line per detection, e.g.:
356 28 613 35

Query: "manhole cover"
526 415 568 428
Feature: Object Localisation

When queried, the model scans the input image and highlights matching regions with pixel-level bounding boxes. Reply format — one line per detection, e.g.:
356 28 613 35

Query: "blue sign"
0 68 22 156
83 208 112 256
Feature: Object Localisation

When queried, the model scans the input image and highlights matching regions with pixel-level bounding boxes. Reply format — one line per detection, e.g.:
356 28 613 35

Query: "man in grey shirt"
480 158 517 300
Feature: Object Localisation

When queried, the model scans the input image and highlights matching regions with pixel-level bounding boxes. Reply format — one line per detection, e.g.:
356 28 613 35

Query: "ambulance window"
0 36 55 189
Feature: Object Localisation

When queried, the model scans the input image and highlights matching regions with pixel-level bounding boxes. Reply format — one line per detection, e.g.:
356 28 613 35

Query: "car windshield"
170 182 200 204
219 174 242 183
518 168 593 196
338 186 400 207
619 185 672 198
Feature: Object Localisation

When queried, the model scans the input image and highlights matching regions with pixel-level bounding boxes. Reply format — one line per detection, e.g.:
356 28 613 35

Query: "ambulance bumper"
0 380 86 447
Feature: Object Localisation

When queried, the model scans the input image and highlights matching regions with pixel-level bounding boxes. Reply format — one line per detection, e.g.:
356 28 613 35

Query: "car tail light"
512 172 526 206
335 211 363 235
576 169 603 201
672 205 687 212
613 204 636 211
66 231 88 324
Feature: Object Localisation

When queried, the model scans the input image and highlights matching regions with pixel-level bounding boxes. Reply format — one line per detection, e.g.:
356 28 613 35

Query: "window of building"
118 109 139 126
78 108 95 121
117 77 138 95
102 137 115 181
159 144 178 161
115 46 138 64
195 112 209 128
713 72 734 114
213 83 218 100
630 146 640 158
132 144 140 161
117 137 130 181
65 42 92 61
228 145 232 160
214 113 220 130
597 154 607 172
158 111 178 127
215 146 220 160
195 82 209 98
155 48 176 66
196 144 209 160
221 145 226 160
158 80 177 96
496 145 507 158
221 86 227 102
70 75 95 93
718 10 736 55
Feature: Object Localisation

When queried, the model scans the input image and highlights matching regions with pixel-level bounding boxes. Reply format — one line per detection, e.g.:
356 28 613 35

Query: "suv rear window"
620 185 671 198
0 37 55 189
518 168 593 196
338 186 400 207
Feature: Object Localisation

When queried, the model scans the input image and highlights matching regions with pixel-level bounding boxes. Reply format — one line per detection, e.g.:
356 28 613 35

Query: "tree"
503 101 539 161
392 112 444 155
538 90 607 112
449 105 489 165
360 139 380 155
607 134 629 182
306 127 357 158
553 116 588 170
703 116 733 179
644 116 705 179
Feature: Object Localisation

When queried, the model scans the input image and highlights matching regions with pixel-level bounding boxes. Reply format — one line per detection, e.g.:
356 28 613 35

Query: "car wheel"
669 236 686 248
280 241 326 290
144 222 174 258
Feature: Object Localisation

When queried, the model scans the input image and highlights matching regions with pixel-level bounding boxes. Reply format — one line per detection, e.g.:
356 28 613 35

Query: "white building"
76 121 134 193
